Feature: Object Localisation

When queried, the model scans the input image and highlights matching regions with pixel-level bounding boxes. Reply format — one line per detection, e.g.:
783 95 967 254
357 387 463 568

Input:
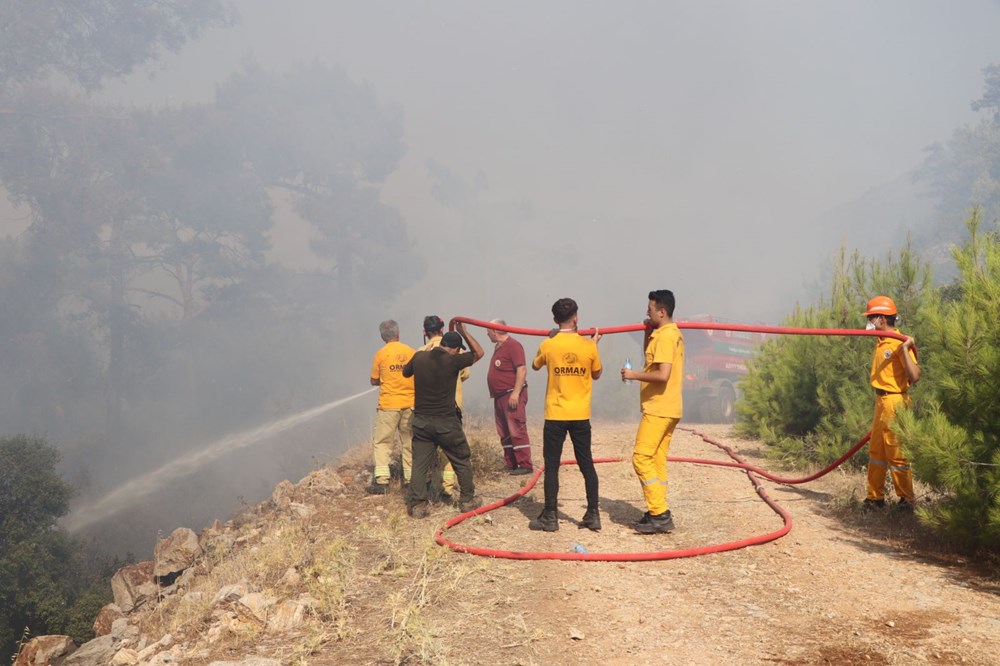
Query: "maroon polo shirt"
487 336 527 398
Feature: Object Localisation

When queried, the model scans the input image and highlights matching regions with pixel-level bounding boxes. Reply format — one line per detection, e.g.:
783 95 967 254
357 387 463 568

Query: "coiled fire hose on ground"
432 317 908 561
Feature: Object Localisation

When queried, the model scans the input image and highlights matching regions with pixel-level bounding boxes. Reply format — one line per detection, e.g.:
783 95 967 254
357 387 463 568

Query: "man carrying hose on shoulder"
417 314 470 502
529 297 603 532
621 289 684 534
403 322 485 518
861 296 920 512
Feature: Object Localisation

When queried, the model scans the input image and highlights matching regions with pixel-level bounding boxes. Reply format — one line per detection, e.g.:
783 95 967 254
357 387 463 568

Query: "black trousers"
407 412 475 507
542 419 599 513
425 407 462 502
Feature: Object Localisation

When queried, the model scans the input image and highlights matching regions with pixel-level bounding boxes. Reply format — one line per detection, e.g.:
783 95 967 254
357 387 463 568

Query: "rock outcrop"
17 467 345 664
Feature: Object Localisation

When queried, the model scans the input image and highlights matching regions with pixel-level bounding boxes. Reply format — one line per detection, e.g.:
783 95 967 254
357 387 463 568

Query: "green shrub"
895 209 1000 550
0 435 114 660
735 242 933 469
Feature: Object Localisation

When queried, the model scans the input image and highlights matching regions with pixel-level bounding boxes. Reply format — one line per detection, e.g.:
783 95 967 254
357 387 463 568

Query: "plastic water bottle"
571 542 588 554
623 356 633 383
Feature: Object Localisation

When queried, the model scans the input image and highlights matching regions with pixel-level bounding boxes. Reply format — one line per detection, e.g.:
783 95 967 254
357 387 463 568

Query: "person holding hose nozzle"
403 322 484 518
367 319 415 494
621 290 685 534
529 298 603 532
861 296 920 512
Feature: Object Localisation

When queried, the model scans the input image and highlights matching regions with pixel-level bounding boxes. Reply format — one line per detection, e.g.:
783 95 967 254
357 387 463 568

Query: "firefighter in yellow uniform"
368 319 415 494
622 289 684 534
862 296 920 511
417 315 470 500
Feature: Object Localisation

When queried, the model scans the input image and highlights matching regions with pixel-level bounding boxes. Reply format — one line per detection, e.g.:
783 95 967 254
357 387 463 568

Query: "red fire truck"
681 316 767 423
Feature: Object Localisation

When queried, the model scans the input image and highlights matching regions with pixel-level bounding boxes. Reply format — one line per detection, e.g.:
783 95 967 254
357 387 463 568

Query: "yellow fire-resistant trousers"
442 460 458 495
372 408 413 484
633 413 680 516
866 393 914 502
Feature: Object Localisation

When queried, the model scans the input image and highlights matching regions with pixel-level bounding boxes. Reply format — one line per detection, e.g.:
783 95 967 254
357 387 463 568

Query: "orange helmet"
863 296 897 317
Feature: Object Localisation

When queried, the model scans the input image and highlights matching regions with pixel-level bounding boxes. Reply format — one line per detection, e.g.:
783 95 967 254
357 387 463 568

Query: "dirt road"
367 421 998 666
272 420 998 666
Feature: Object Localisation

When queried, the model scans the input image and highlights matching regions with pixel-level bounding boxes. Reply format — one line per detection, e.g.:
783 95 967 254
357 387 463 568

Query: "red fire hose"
447 315 913 347
433 317 897 561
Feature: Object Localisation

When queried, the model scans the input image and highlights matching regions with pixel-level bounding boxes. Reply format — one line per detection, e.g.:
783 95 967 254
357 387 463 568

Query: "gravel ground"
395 421 1000 666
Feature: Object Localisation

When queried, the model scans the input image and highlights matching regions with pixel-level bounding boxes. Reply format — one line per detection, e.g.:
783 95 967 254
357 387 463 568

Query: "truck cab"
681 315 766 423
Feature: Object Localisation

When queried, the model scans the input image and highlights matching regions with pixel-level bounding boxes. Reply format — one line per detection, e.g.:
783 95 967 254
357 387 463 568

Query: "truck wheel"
706 384 737 423
717 385 736 423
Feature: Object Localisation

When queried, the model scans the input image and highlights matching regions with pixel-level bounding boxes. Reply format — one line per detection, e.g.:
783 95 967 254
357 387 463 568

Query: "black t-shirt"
403 348 476 417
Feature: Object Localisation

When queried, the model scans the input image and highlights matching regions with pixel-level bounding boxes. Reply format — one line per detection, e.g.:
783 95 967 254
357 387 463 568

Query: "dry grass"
382 542 493 665
302 539 355 640
126 423 548 664
135 488 507 664
128 422 998 666
357 510 413 577
466 426 507 480
211 520 311 589
336 438 375 470
135 511 361 657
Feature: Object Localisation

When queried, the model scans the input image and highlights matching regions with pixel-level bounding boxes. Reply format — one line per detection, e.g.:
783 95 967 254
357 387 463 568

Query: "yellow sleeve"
532 343 546 370
651 329 677 365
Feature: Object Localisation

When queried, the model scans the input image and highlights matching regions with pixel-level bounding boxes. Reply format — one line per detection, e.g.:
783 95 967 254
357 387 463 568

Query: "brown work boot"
458 496 482 512
408 502 431 519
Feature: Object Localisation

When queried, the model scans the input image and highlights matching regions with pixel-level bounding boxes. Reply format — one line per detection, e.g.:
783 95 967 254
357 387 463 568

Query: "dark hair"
648 290 675 318
885 315 897 326
551 298 578 324
423 315 444 334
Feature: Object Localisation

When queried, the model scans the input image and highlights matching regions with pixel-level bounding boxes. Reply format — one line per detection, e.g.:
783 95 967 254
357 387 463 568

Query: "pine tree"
736 242 932 468
896 208 1000 550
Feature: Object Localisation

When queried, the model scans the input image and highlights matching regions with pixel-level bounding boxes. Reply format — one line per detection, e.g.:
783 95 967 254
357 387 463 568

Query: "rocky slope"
16 423 999 665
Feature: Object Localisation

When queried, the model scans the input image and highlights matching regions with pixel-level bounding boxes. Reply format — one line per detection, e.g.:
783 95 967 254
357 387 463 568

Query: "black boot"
861 498 886 513
578 508 601 531
528 509 559 532
634 510 674 534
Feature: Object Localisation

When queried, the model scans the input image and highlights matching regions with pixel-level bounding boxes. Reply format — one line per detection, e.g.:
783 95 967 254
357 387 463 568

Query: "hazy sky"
91 0 1000 326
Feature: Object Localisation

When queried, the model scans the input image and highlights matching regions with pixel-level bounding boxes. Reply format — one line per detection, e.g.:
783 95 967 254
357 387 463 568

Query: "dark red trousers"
493 387 533 470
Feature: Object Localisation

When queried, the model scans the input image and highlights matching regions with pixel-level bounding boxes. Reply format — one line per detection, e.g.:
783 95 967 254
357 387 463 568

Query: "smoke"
5 0 999 556
64 389 375 534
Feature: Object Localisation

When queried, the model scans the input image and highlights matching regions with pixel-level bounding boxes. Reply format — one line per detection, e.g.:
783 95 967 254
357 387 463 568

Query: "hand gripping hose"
433 317 898 561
